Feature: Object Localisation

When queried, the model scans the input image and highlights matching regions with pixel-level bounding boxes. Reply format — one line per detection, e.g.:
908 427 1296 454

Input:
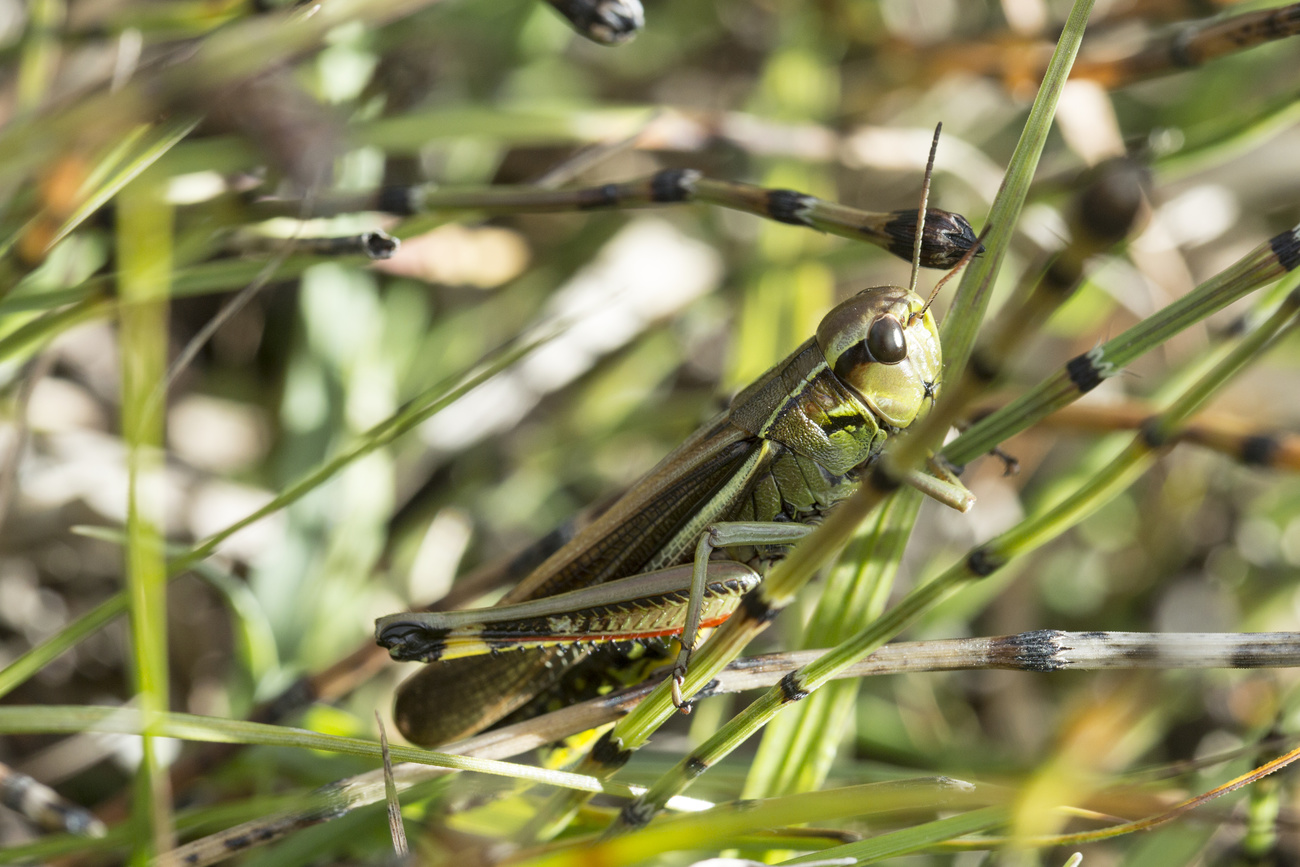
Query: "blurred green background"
1 0 1300 863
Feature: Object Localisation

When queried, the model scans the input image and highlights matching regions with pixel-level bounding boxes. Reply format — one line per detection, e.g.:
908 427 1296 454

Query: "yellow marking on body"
439 638 494 661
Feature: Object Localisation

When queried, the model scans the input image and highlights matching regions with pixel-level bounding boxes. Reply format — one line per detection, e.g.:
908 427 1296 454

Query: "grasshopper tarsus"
670 663 690 710
992 446 1020 476
671 677 692 714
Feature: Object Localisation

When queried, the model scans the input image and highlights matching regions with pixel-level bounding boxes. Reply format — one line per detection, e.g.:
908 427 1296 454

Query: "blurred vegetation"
0 0 1299 864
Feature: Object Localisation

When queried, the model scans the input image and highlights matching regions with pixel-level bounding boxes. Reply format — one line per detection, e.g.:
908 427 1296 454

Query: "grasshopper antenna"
908 122 943 298
908 122 987 327
911 222 990 327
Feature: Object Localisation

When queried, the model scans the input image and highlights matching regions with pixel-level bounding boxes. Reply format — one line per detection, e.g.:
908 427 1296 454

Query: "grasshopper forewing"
376 125 977 747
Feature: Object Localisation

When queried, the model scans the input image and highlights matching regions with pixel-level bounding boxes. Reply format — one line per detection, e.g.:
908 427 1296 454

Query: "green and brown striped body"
381 285 942 746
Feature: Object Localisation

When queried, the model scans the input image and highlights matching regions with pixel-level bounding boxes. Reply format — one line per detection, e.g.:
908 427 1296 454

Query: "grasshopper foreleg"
670 521 816 711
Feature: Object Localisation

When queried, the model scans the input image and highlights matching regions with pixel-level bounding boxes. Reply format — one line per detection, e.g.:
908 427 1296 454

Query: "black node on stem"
650 168 697 203
1240 434 1280 466
966 546 1005 577
779 671 809 702
766 189 813 226
1065 353 1105 393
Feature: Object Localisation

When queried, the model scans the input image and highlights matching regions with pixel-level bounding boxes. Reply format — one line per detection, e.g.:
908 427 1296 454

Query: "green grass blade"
0 705 639 792
513 779 997 867
782 806 1009 864
117 173 175 860
939 0 1097 373
0 298 110 362
49 118 199 250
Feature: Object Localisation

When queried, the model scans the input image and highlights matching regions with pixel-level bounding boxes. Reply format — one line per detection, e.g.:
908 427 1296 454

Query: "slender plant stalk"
116 173 174 860
945 223 1300 466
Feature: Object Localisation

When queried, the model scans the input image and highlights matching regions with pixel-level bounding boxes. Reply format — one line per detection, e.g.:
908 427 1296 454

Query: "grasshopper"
376 128 979 747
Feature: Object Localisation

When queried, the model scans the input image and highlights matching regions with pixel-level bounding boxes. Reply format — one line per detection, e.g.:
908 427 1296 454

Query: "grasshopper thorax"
816 285 941 429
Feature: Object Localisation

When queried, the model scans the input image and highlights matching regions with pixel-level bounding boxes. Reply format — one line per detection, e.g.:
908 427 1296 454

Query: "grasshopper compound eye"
828 314 908 378
866 315 907 364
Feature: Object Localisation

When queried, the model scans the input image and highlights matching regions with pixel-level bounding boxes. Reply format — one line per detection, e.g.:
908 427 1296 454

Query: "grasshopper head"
815 285 941 429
